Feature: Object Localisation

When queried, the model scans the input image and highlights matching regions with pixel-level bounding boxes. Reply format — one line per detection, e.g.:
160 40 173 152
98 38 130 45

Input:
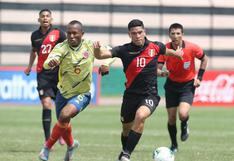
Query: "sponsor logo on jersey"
34 38 43 42
129 51 141 55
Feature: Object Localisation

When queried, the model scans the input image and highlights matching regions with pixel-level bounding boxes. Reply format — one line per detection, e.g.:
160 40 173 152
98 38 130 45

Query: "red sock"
62 123 74 147
46 122 67 149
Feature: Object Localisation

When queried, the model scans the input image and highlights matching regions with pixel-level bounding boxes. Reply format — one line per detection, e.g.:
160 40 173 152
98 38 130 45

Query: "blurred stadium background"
0 1 234 161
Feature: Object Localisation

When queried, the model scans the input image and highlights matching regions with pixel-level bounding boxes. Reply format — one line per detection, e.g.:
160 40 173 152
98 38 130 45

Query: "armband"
197 69 205 81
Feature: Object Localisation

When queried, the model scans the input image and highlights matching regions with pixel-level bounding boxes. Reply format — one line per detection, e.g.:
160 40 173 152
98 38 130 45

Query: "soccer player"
158 23 208 153
24 9 66 145
93 19 183 161
38 20 109 161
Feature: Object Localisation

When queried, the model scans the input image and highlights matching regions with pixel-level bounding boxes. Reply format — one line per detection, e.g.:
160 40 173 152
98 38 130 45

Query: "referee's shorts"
164 78 195 108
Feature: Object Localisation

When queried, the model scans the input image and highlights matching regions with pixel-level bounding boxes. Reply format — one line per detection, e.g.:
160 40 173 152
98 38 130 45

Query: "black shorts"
164 78 195 108
120 93 160 123
37 68 58 100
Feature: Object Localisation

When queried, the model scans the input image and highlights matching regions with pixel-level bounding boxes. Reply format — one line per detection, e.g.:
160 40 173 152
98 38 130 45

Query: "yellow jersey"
44 39 94 98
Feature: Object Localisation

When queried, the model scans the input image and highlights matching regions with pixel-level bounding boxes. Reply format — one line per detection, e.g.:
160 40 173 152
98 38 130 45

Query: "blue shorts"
55 90 91 118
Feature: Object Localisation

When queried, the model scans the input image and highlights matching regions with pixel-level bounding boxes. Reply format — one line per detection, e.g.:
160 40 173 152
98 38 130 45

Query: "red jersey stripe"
37 29 60 72
125 42 160 88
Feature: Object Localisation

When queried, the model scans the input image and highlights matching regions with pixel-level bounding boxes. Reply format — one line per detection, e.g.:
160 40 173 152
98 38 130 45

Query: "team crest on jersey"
83 51 89 59
148 49 155 57
49 35 56 42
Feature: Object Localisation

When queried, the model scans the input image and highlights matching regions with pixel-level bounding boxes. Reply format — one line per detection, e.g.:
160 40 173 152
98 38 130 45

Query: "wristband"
197 69 205 81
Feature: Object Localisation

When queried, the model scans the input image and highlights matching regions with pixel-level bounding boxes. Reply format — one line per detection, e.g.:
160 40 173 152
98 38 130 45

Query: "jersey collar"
39 25 53 35
129 37 149 51
170 40 185 50
69 39 83 51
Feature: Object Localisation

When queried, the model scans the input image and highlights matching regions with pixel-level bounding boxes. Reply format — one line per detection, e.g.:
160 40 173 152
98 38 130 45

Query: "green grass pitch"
0 105 233 161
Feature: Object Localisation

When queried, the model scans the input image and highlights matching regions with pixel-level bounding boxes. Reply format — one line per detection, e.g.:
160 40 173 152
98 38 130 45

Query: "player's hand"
161 70 169 77
194 78 201 87
99 65 110 76
48 59 60 68
93 41 101 49
175 46 184 60
24 67 31 76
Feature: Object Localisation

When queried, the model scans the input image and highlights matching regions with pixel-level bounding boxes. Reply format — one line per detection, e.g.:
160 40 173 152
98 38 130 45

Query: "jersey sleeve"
192 43 204 59
111 46 121 58
154 41 166 55
43 42 65 69
31 33 36 48
158 55 165 64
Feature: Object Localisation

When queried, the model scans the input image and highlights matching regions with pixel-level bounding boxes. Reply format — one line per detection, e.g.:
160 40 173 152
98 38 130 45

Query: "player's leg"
117 95 137 161
178 102 191 141
62 92 91 161
120 95 159 161
57 104 78 161
41 96 54 141
167 107 178 152
165 85 180 152
122 123 132 149
124 105 150 154
178 82 195 142
118 122 133 161
37 72 58 143
41 94 66 146
39 91 67 161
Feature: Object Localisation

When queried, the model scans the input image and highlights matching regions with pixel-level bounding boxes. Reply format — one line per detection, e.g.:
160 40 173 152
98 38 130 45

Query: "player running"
94 19 183 161
158 23 208 153
38 20 110 161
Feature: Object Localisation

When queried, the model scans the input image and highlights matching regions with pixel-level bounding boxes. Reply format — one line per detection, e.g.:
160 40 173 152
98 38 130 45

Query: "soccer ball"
153 147 175 161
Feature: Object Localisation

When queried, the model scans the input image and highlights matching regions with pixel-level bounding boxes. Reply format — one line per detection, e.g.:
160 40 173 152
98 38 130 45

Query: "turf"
0 105 233 161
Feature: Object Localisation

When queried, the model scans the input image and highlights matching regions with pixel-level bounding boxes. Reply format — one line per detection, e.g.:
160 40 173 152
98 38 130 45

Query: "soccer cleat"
120 151 130 161
169 144 178 154
64 140 80 161
59 137 66 146
117 151 123 161
39 147 50 161
181 122 189 141
120 155 130 161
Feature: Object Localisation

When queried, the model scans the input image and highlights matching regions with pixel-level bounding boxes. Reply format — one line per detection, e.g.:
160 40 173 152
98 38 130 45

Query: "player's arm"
154 41 182 59
194 54 208 87
165 47 183 59
93 41 113 59
98 44 116 76
98 58 116 76
43 44 63 70
157 62 169 77
24 48 37 76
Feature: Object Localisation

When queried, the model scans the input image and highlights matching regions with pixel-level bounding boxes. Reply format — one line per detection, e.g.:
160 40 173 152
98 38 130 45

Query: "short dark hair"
68 20 84 31
128 19 144 30
169 23 184 33
39 8 52 15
